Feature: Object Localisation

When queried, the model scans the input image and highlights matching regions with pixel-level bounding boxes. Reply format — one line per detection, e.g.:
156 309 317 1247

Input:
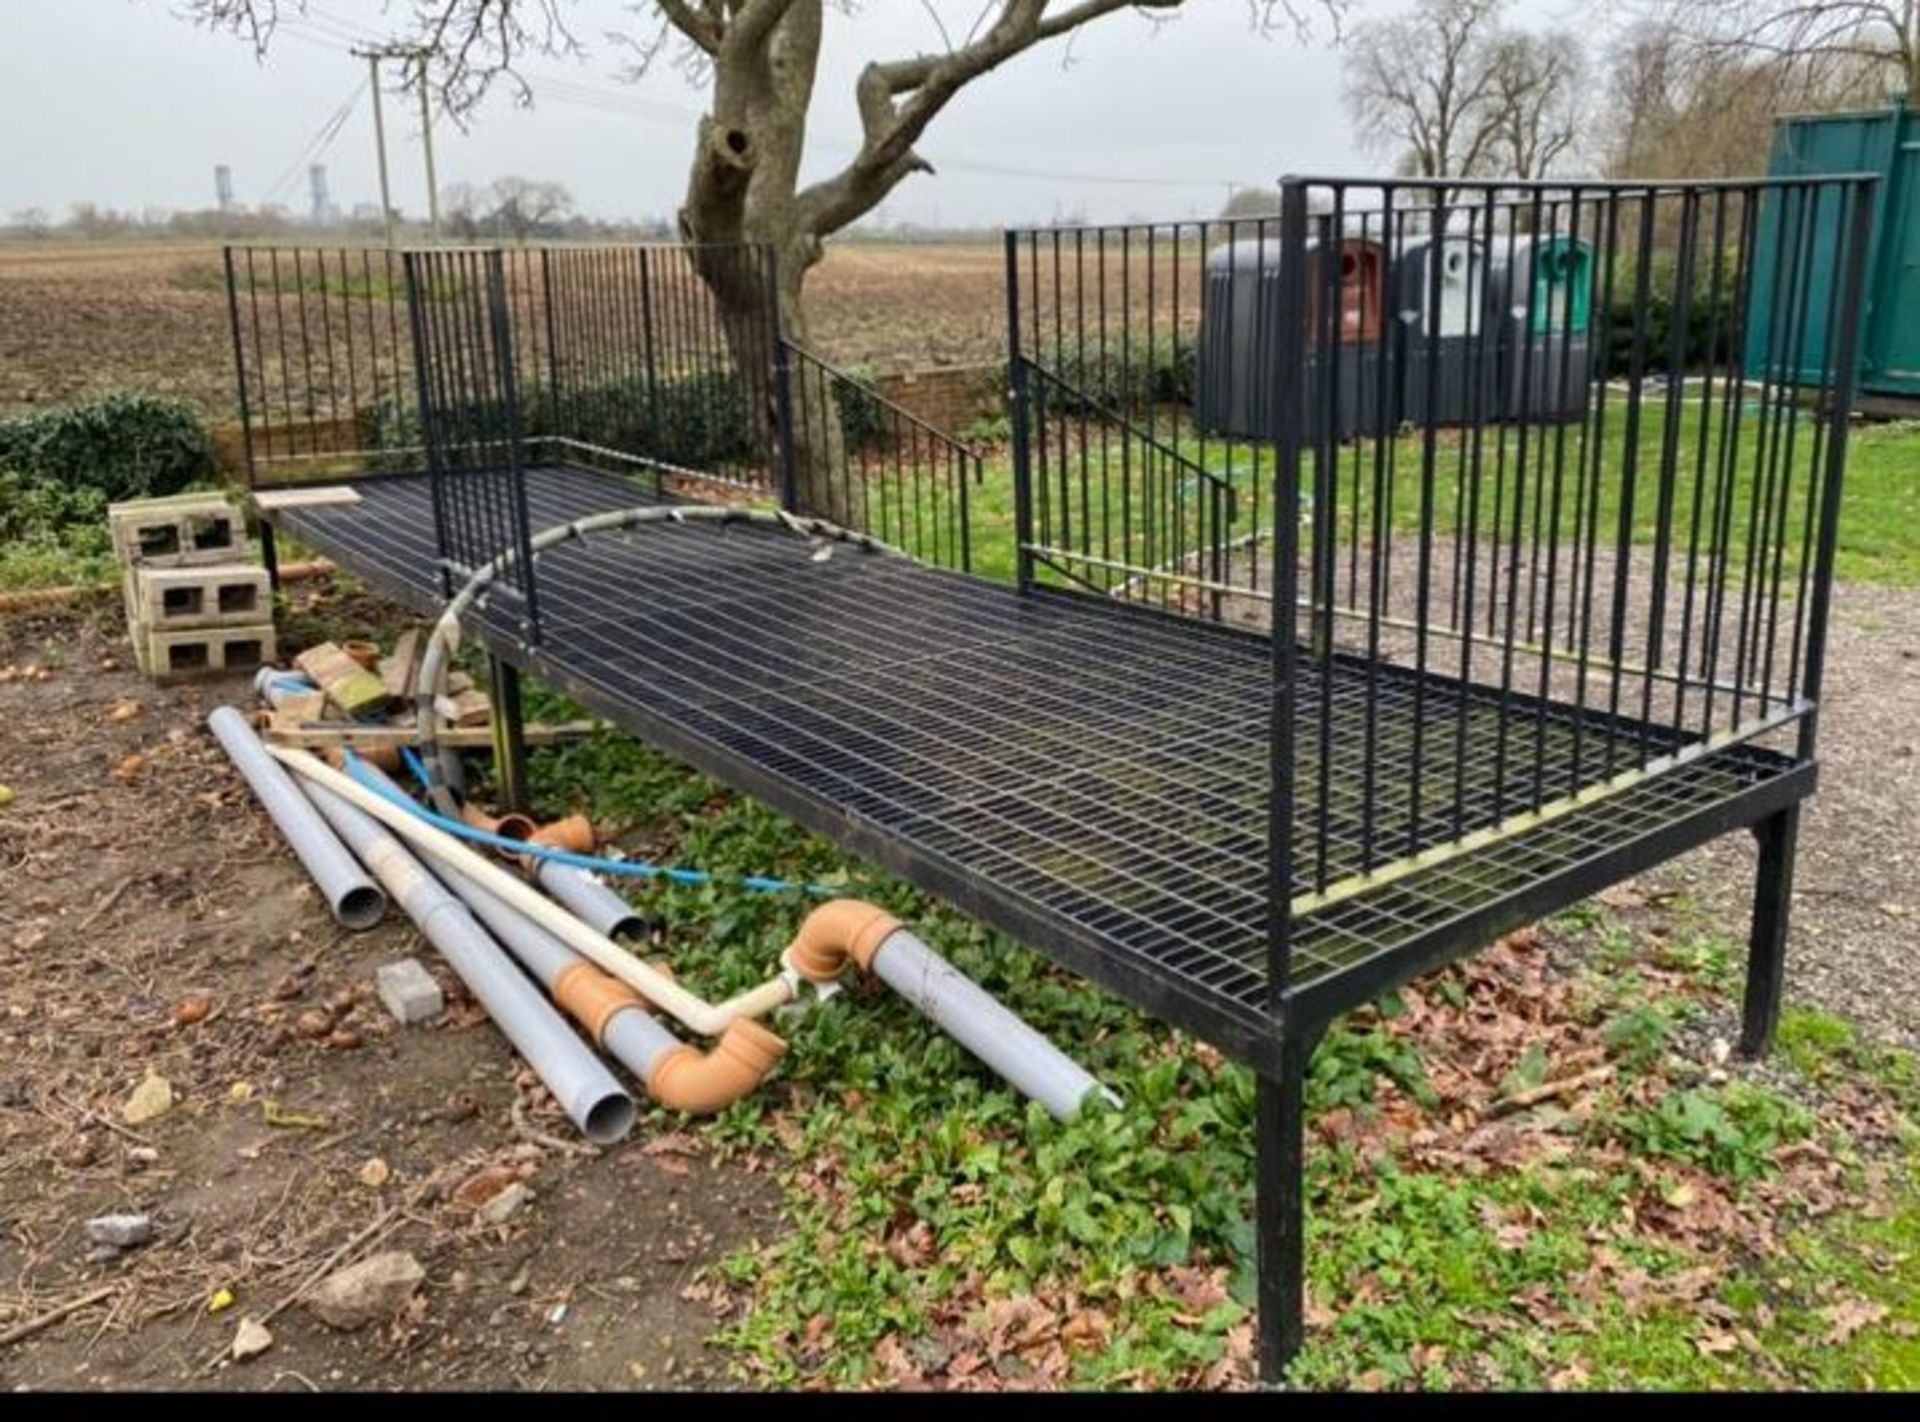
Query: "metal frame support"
489 656 531 815
1254 1022 1320 1385
1740 803 1800 1057
258 520 281 596
1004 230 1035 596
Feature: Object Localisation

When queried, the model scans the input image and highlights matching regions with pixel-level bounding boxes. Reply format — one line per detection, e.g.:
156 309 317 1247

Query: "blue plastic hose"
344 748 836 897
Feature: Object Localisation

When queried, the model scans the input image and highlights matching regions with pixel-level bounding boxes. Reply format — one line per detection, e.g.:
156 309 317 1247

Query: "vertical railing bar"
223 248 259 488
1269 176 1310 1007
1797 176 1873 759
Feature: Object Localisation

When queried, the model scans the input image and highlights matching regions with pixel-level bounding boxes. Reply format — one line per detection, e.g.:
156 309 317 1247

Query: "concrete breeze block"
141 623 276 681
108 493 247 568
376 959 445 1025
131 563 271 630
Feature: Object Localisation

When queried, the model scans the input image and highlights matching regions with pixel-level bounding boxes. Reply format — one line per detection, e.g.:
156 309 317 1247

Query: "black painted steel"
402 247 539 635
243 172 1874 1385
783 342 982 571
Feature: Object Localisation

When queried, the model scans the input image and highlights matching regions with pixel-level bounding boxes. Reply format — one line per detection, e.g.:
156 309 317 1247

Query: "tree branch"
793 0 1188 236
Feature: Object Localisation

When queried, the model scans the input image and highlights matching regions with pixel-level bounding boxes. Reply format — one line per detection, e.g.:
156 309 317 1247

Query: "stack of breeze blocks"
108 492 275 682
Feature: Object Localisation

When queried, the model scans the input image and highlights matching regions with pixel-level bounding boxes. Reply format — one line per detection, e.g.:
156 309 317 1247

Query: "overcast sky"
3 0 1606 229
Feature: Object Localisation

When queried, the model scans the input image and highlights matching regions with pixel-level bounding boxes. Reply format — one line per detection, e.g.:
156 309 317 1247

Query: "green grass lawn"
488 693 1920 1391
937 411 1920 593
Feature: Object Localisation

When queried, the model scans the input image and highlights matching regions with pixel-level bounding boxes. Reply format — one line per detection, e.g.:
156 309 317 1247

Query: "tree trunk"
687 237 846 519
678 0 849 518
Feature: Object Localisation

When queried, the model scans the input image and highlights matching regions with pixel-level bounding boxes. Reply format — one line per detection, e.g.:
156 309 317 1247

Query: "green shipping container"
1748 96 1920 399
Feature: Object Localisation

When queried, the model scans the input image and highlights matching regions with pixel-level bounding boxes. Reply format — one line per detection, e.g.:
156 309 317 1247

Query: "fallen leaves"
172 996 213 1027
1819 1298 1890 1346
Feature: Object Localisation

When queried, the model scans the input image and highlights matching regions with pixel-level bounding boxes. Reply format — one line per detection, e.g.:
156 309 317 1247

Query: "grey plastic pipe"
868 927 1118 1121
535 860 649 941
434 850 682 1085
208 706 386 930
297 776 637 1145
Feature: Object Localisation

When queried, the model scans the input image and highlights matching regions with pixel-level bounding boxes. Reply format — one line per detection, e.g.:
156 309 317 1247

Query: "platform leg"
489 656 530 815
1741 804 1801 1058
259 520 281 595
1254 1031 1314 1386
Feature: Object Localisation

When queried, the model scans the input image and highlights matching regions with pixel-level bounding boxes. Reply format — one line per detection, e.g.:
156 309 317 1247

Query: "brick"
375 959 444 1025
131 563 271 630
108 493 248 568
141 623 276 682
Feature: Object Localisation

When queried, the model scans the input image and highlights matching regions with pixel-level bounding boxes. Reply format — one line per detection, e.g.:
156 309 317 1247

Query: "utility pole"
415 52 442 242
354 46 398 249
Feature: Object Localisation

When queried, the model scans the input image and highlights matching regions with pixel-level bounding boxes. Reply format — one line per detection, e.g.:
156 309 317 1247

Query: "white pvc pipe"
298 776 636 1144
425 846 684 1085
868 928 1117 1121
267 747 793 1038
208 706 386 930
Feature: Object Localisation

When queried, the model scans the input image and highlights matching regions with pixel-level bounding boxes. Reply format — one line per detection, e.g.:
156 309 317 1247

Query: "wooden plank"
262 720 599 751
252 486 363 511
377 629 422 702
276 689 328 724
294 641 391 718
434 688 494 727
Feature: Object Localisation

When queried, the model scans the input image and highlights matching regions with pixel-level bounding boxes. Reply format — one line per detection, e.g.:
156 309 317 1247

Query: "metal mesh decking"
271 478 1795 1058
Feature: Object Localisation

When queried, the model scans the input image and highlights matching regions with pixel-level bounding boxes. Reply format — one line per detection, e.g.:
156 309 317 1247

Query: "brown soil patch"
0 240 1008 424
0 598 780 1390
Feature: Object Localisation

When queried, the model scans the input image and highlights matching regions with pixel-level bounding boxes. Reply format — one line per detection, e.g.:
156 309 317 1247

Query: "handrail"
782 339 987 476
1021 358 1239 522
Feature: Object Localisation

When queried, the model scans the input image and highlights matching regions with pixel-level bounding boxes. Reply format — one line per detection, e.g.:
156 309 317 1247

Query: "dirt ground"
0 596 781 1391
0 240 1007 422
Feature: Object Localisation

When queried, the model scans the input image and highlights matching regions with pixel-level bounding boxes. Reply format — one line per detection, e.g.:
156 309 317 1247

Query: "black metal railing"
224 244 419 482
402 246 540 635
226 240 782 493
1004 219 1278 610
1006 173 1876 967
781 342 981 571
539 243 780 490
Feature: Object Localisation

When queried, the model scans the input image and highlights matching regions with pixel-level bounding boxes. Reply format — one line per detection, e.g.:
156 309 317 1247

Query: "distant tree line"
2 178 672 244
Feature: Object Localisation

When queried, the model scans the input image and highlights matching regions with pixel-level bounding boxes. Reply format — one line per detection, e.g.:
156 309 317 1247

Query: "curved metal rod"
412 504 901 813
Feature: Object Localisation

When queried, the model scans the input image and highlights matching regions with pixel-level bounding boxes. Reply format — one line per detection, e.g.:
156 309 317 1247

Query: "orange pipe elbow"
461 800 538 844
529 813 597 854
645 1017 788 1115
785 899 903 984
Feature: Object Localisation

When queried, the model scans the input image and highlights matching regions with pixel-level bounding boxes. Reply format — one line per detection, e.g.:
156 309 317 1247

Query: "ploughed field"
0 239 1010 422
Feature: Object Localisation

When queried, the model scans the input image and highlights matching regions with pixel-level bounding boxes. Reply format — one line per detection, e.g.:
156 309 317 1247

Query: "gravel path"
1193 544 1920 1050
1633 579 1920 1051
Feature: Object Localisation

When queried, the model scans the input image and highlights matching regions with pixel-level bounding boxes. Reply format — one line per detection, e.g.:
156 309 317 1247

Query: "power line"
269 14 1242 192
261 79 367 206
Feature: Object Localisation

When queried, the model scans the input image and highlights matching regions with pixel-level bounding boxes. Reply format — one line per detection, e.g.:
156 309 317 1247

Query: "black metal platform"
266 464 1806 1070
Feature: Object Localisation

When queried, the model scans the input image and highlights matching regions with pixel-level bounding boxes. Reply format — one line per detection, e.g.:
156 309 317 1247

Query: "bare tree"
488 176 573 242
1660 1 1919 102
1219 186 1283 220
9 208 50 239
1482 28 1585 179
1343 0 1510 180
440 181 487 241
1600 12 1888 177
173 2 1333 509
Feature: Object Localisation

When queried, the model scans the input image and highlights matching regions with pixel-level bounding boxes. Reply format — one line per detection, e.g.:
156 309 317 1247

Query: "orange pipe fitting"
552 960 646 1045
323 742 403 774
529 814 596 854
784 899 904 984
461 800 538 844
645 1017 788 1116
